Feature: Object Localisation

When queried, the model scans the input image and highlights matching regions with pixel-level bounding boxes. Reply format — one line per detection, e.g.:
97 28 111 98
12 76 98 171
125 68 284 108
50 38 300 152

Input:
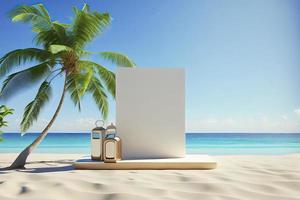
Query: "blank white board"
116 68 185 159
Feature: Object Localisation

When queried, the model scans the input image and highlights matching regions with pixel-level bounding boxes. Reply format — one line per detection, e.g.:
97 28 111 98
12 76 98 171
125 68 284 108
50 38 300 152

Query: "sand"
0 154 299 200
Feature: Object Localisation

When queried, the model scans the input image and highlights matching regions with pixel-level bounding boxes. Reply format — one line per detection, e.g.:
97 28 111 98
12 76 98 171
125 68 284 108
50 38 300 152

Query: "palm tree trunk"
7 75 68 169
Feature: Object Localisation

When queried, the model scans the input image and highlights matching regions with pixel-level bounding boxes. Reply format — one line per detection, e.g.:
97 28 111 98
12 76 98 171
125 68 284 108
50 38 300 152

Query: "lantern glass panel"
92 132 101 139
106 123 117 138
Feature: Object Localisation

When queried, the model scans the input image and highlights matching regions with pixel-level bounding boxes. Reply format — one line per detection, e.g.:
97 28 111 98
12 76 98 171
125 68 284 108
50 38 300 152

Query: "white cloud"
49 117 99 132
294 109 300 116
3 117 102 133
187 114 300 133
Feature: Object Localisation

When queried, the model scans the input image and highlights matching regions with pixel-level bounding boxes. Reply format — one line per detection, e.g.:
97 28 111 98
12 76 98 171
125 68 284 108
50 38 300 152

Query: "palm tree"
0 105 14 142
0 3 135 169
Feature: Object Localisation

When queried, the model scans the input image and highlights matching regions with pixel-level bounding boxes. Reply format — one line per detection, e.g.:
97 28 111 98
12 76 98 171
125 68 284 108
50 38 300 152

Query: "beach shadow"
18 165 74 173
19 159 75 173
26 159 74 165
0 159 75 173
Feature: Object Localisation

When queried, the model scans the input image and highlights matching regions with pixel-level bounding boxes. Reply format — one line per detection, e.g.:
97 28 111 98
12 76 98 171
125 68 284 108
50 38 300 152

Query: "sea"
0 133 300 155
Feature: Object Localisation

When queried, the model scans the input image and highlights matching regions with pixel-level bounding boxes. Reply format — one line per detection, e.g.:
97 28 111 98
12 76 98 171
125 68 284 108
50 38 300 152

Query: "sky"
0 0 300 133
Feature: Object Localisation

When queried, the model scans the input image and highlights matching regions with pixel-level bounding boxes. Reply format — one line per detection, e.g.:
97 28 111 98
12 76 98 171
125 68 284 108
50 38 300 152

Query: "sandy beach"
0 154 299 200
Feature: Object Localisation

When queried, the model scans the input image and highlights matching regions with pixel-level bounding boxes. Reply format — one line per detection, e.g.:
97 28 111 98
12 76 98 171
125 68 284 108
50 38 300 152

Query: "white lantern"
91 120 106 160
103 123 122 163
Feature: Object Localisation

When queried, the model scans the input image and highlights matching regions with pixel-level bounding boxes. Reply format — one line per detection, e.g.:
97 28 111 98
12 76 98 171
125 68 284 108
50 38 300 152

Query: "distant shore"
0 153 299 200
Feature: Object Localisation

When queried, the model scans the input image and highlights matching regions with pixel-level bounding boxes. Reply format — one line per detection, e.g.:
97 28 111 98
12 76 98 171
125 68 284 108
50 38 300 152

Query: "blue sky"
1 0 300 133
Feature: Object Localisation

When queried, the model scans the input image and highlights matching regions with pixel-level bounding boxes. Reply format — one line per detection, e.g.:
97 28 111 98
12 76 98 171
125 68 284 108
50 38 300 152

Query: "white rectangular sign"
116 68 185 159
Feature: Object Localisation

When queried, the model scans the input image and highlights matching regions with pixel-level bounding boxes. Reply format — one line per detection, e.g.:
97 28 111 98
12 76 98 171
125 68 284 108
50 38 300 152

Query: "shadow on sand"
0 159 75 173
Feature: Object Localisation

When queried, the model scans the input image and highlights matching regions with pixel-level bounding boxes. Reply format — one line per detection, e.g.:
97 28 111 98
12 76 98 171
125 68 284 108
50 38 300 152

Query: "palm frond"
82 3 90 12
88 77 108 118
66 74 83 110
0 105 14 127
66 61 95 111
99 52 135 67
78 65 94 97
10 4 52 32
10 4 72 48
71 7 110 48
0 62 51 99
0 105 14 141
52 21 71 39
49 44 73 54
78 61 94 96
34 22 72 48
0 48 52 76
98 67 115 98
36 4 51 22
35 29 65 49
0 105 14 116
21 81 52 132
78 60 116 98
79 50 93 58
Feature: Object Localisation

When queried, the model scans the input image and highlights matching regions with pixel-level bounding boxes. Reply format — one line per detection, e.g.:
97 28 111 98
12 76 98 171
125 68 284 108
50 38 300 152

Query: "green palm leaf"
78 60 116 98
21 81 52 132
99 52 136 67
0 105 14 127
66 62 94 111
66 74 81 111
88 77 108 118
0 62 51 99
0 48 52 76
96 66 115 98
66 73 83 111
49 44 72 54
36 4 51 22
72 8 110 48
81 4 90 13
75 60 95 97
10 4 52 32
0 105 14 142
34 22 72 48
35 29 64 49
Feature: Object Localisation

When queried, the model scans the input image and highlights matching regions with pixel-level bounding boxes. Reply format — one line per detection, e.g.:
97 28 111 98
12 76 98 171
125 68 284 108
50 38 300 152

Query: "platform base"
73 155 217 170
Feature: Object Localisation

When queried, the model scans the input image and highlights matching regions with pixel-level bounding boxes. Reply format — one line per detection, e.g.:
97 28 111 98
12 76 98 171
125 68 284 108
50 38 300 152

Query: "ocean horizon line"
1 133 299 155
3 132 300 134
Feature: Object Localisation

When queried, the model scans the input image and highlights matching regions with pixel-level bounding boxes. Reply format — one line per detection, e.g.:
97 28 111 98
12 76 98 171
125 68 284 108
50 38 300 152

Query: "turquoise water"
0 133 300 155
